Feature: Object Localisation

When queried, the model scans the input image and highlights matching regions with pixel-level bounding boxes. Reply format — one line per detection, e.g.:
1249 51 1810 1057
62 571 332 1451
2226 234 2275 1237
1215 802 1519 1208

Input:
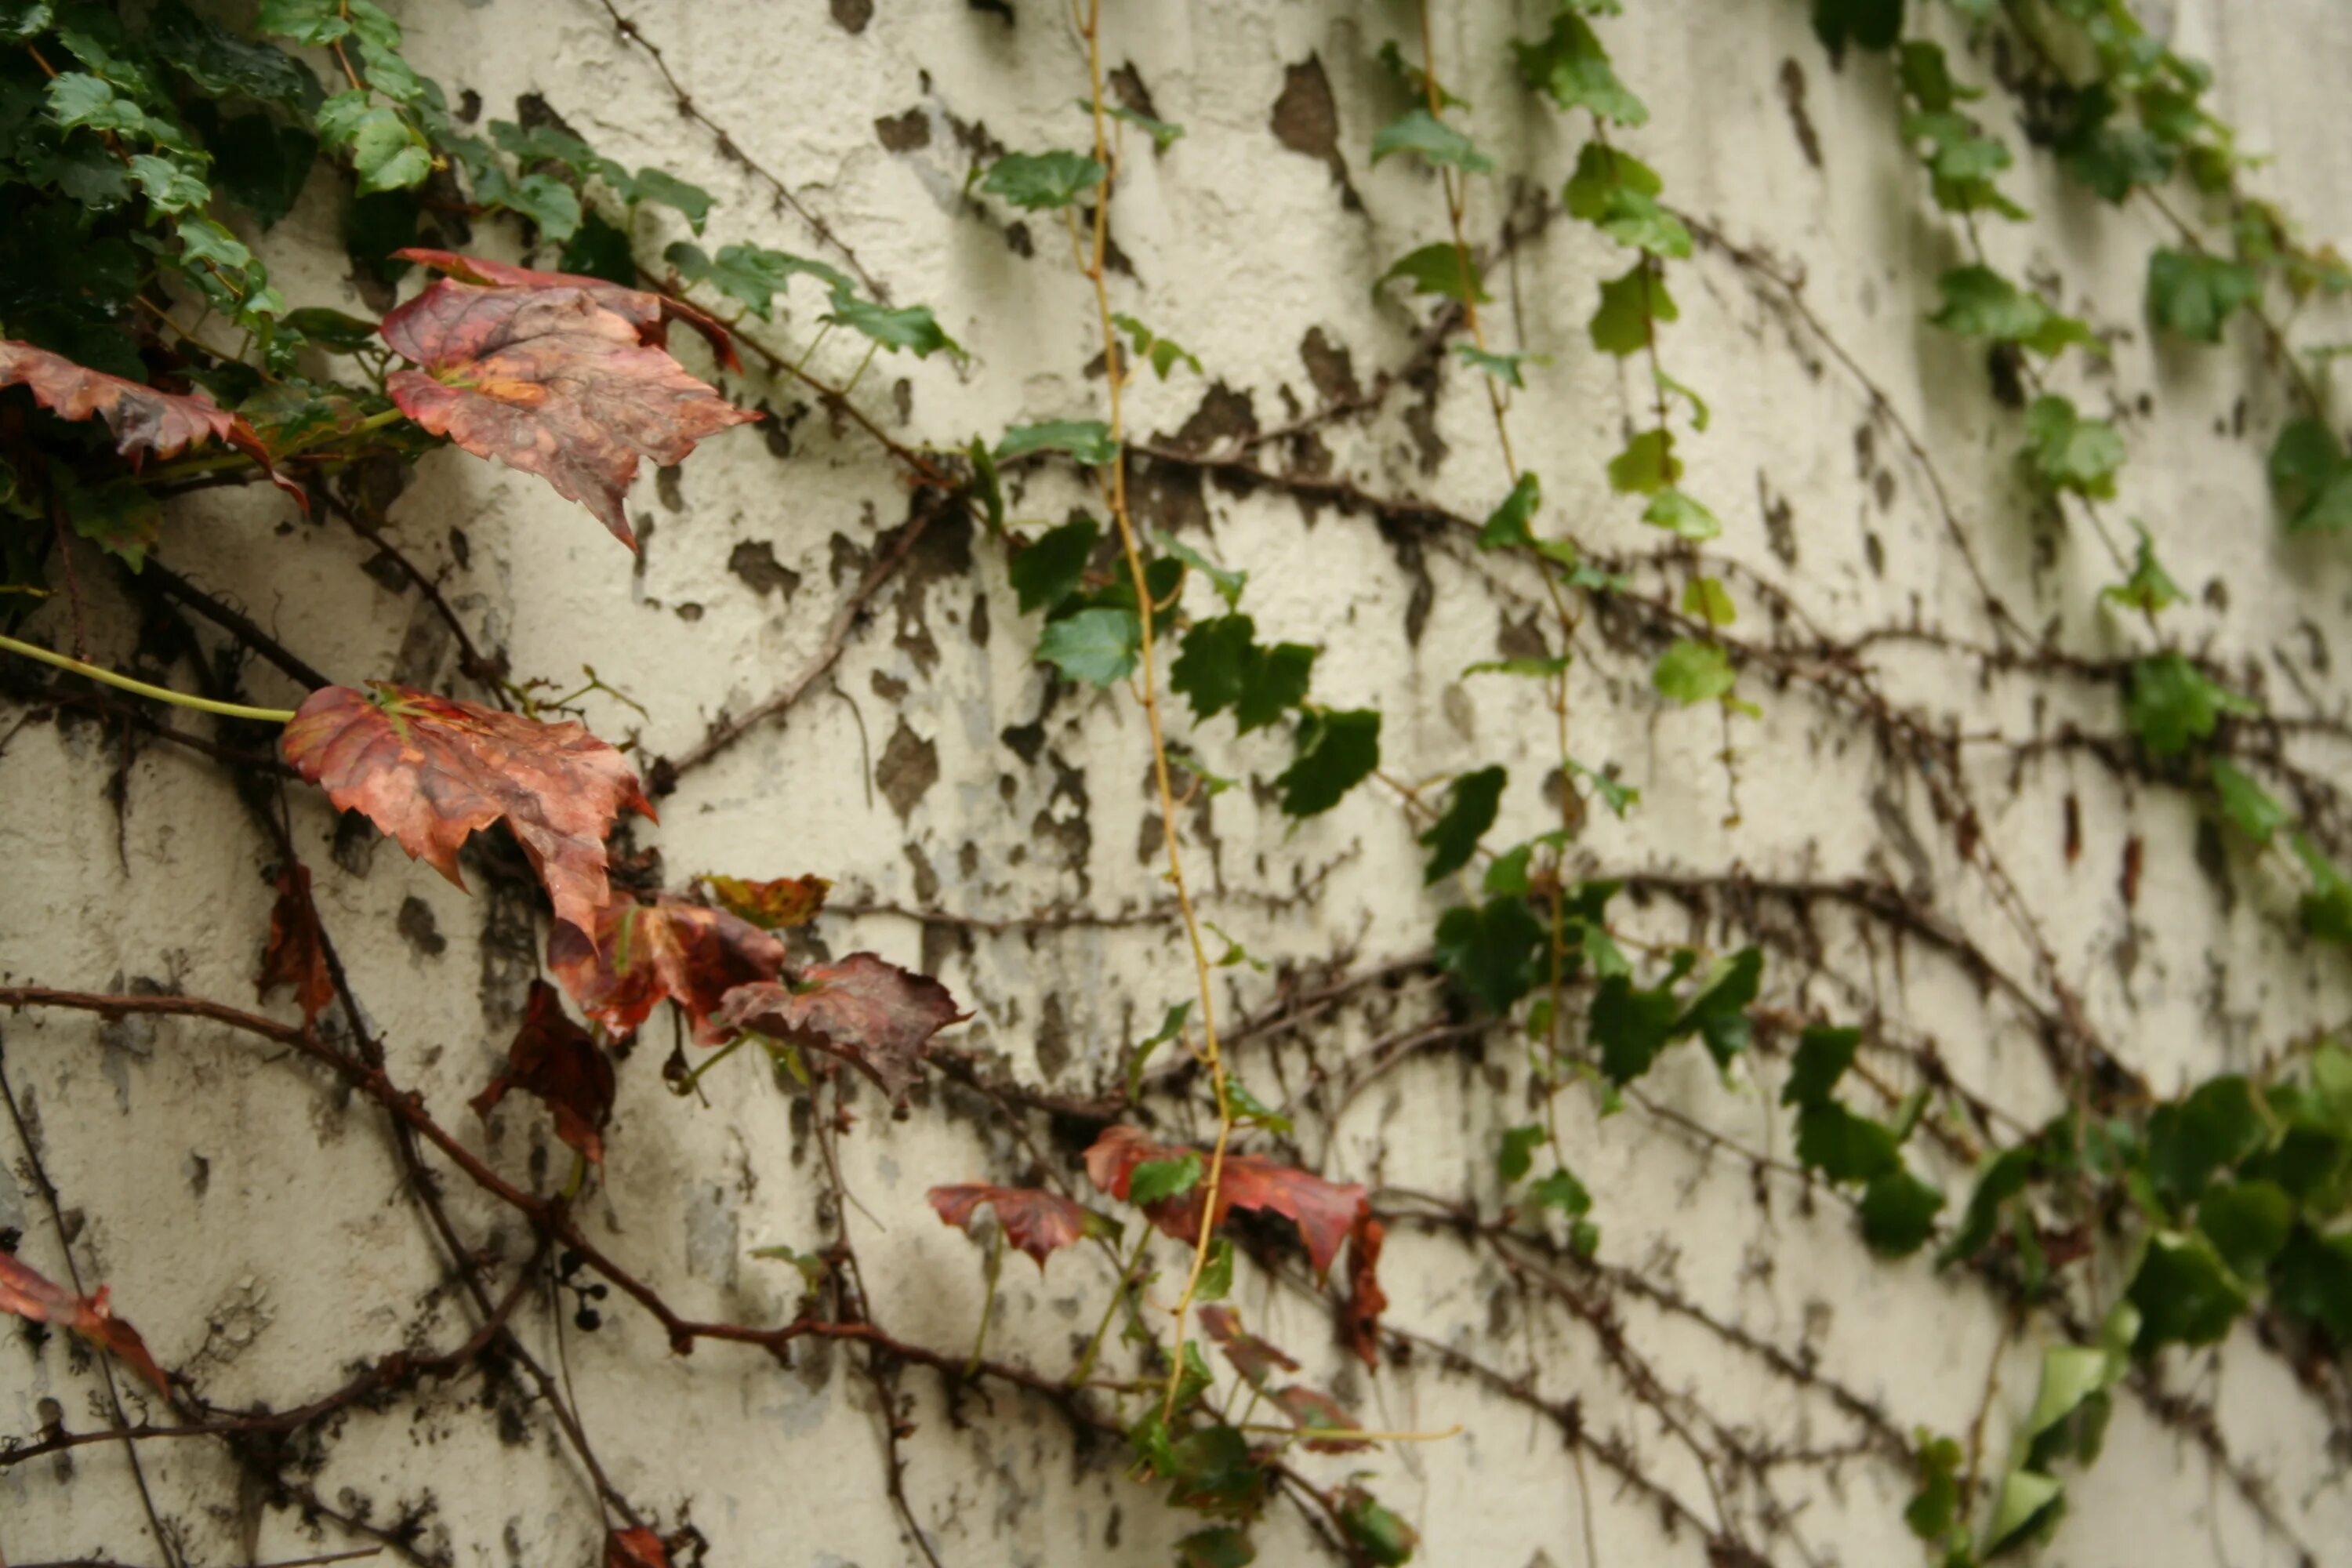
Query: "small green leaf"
1795 1102 1902 1184
1379 241 1489 305
2126 653 2258 757
665 241 851 318
981 149 1106 210
1563 140 1661 221
2196 1179 2292 1281
1783 1026 1861 1108
629 165 711 230
1929 265 2096 358
824 286 962 358
2147 247 2261 343
2024 394 2125 499
2102 523 2183 613
1477 472 1541 550
1036 606 1142 686
998 419 1118 466
1421 765 1505 884
1454 345 1549 387
1129 1152 1204 1206
1225 1083 1291 1137
1985 1468 2064 1555
1112 314 1203 380
1370 107 1493 172
1596 187 1691 260
1009 518 1100 615
1642 488 1719 540
2210 759 2289 845
1674 947 1761 1070
1436 895 1545 1013
1592 965 1686 1085
1589 264 1675 358
1680 575 1736 629
1194 1236 1235 1302
1276 707 1381 818
1497 1124 1545 1184
1515 11 1646 126
1606 430 1678 495
1152 529 1244 608
1175 1527 1254 1568
2267 419 2352 533
1087 100 1185 151
1905 1432 1964 1541
1651 638 1733 706
2128 1229 2249 1348
1530 1167 1592 1217
127 154 211 213
1860 1168 1944 1257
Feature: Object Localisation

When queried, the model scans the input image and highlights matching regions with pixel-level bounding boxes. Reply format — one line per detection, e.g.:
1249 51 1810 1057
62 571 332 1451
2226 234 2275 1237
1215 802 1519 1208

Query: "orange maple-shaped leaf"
1200 1304 1301 1388
279 682 654 937
711 954 965 1105
604 1526 670 1568
0 1251 169 1395
701 872 831 931
256 864 336 1023
471 978 615 1163
927 1183 1102 1269
1340 1212 1388 1370
1084 1125 1367 1276
397 249 742 373
0 339 299 504
380 275 757 547
547 894 786 1044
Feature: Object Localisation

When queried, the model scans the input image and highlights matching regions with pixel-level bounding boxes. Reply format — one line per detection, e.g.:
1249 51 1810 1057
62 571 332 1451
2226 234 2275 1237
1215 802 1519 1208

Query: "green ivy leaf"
1336 1490 1417 1568
1375 40 1467 111
629 165 710 231
126 154 210 213
2274 1224 2352 1339
1112 314 1202 380
2210 759 2289 846
1858 1168 1944 1257
47 73 147 136
1592 963 1687 1084
997 419 1118 465
2102 523 2182 613
1606 430 1678 495
1379 241 1489 305
1036 605 1142 686
1176 1526 1254 1568
2267 418 2352 533
1897 42 1978 114
1938 1141 2039 1269
1813 0 1904 56
558 209 637 286
2146 1076 2267 1207
1563 140 1660 221
1929 265 2096 358
1454 344 1549 388
1009 517 1100 615
57 471 162 571
2147 247 2261 343
2125 652 2258 757
1572 760 1639 818
1370 107 1492 172
1436 895 1545 1014
315 89 429 194
1796 1102 1903 1184
1783 1025 1860 1107
0 2 54 46
1153 528 1244 608
1651 638 1733 706
1597 187 1691 260
825 286 962 359
1680 575 1735 629
1235 641 1316 735
1276 707 1380 818
1642 488 1719 540
1515 10 1646 125
1589 264 1675 358
1985 1468 2064 1556
2196 1179 2292 1281
1476 471 1541 549
1086 100 1185 151
150 1 318 111
1170 612 1254 719
1421 765 1504 884
1129 1152 1204 1206
1497 1123 1545 1184
1905 1432 1964 1541
2024 394 2125 499
980 149 1106 210
666 241 851 318
2128 1229 2249 1348
1530 1167 1592 1217
259 0 354 45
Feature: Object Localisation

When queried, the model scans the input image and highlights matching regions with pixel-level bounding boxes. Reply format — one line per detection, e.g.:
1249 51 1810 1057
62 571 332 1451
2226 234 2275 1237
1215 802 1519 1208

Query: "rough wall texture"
5 2 2352 1566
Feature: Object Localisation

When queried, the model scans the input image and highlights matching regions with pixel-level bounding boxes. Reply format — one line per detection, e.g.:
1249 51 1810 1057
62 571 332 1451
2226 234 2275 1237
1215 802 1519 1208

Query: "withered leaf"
548 895 786 1044
0 339 299 505
397 249 742 372
1341 1212 1387 1370
603 1526 671 1568
927 1183 1101 1269
1085 1125 1367 1276
280 682 654 938
711 953 965 1105
1200 1304 1301 1388
0 1251 169 1395
702 872 831 930
380 277 757 546
256 864 336 1023
471 979 615 1164
1271 1385 1370 1453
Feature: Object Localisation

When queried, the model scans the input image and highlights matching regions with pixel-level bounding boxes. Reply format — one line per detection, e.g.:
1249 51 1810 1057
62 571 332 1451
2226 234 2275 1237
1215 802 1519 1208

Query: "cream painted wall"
5 2 2351 1565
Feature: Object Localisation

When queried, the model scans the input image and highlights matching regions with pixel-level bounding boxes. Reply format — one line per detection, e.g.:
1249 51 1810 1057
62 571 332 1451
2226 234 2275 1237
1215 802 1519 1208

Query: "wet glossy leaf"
381 275 757 546
927 1183 1106 1269
0 1250 169 1395
1085 1125 1367 1276
257 864 335 1023
702 873 830 931
1276 707 1379 818
1421 765 1504 884
548 895 786 1044
280 682 655 938
712 953 965 1104
470 978 614 1164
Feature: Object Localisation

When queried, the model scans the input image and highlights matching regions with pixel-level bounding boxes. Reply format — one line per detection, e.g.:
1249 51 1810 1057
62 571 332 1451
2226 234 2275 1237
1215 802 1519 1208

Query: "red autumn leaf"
470 978 615 1163
1271 1385 1370 1454
1084 1125 1367 1277
0 339 301 506
0 1251 169 1395
701 872 831 931
1200 1304 1300 1388
547 894 786 1044
604 1526 670 1568
1341 1213 1387 1370
279 682 654 938
927 1183 1101 1269
397 249 741 373
256 864 336 1023
710 953 966 1105
380 277 757 546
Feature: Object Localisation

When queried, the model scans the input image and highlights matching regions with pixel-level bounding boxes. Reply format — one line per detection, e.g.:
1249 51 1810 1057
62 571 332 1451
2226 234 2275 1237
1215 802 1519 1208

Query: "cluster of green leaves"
1781 1026 1945 1257
1894 38 2023 220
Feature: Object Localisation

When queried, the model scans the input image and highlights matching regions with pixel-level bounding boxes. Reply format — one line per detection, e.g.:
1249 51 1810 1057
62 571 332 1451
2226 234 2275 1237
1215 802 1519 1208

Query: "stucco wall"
5 2 2352 1565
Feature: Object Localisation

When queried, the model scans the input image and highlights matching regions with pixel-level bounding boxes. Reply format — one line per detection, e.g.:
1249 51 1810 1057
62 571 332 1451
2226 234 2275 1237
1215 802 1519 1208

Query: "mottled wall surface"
5 2 2352 1566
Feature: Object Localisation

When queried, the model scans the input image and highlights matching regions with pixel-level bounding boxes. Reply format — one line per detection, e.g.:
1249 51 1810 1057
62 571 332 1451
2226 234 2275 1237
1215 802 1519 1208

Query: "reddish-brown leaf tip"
0 1252 170 1396
927 1183 1095 1269
1084 1125 1368 1276
604 1526 671 1568
397 249 742 374
0 339 303 510
471 978 615 1164
712 954 965 1105
380 274 756 546
256 864 336 1023
1341 1212 1388 1370
279 682 653 937
549 895 786 1044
